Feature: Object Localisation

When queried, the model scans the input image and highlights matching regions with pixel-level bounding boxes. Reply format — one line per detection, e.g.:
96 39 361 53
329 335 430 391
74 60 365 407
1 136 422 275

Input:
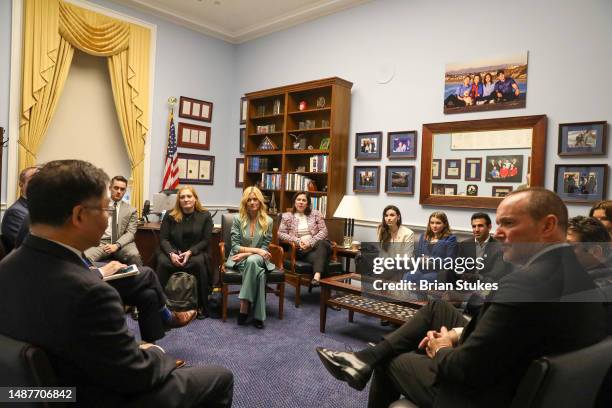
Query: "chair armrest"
269 243 285 270
330 241 338 262
279 241 298 263
219 242 226 273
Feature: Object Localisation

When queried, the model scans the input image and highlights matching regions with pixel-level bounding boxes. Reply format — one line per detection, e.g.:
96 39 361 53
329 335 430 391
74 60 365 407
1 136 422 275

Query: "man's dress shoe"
315 347 373 391
175 359 186 369
165 310 197 329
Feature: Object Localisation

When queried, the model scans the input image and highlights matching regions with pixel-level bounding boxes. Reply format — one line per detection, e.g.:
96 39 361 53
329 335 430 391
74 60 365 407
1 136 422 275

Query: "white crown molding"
111 0 371 44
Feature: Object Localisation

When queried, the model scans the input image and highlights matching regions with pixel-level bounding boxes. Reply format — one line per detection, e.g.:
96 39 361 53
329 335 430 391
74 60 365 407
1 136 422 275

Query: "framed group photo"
558 121 607 156
353 166 380 193
355 132 382 160
387 131 417 159
385 166 415 195
485 155 523 182
554 164 608 204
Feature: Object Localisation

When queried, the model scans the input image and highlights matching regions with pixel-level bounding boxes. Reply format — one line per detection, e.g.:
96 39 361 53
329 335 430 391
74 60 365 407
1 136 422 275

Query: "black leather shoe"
254 319 264 329
315 347 372 391
237 313 248 326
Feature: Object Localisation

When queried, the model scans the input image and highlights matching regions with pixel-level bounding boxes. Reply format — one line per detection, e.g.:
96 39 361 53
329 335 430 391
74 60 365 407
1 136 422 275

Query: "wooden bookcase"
244 77 352 235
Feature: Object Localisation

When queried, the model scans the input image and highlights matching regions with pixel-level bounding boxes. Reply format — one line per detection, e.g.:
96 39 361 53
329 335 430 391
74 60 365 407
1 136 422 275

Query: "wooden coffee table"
319 273 424 333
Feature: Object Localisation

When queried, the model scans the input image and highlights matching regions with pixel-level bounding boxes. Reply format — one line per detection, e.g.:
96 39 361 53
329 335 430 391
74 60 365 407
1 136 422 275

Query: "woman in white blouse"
377 205 415 259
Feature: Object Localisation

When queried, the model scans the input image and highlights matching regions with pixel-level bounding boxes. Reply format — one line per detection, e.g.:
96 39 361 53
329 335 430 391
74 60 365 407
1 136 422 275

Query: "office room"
0 0 611 406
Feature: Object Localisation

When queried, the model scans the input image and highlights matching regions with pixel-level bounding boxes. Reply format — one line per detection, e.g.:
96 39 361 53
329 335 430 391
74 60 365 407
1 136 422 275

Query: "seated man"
316 188 606 408
0 160 233 407
85 175 143 265
1 166 38 251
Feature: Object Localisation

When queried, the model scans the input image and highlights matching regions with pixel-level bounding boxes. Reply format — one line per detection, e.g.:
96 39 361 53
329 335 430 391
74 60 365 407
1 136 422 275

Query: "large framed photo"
177 153 215 185
445 159 461 179
355 132 382 160
464 157 482 181
554 164 608 204
431 159 442 180
235 158 244 187
179 96 213 122
558 121 607 156
485 155 523 182
444 52 528 114
353 166 380 193
240 97 247 125
387 131 417 159
385 166 415 195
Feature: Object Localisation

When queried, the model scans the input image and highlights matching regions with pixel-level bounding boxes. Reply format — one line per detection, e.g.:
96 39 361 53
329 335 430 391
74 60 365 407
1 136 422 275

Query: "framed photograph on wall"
177 153 215 185
466 184 478 196
177 123 211 150
445 159 461 179
554 164 608 204
239 128 245 153
353 166 380 193
179 96 213 122
431 159 442 180
385 166 415 195
240 97 247 125
235 158 244 187
432 183 457 196
485 155 523 182
492 186 513 198
387 131 417 159
464 157 482 181
355 132 382 160
558 121 607 156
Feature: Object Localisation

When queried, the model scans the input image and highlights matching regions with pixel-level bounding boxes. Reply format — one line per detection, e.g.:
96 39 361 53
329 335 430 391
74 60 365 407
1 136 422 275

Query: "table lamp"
333 195 365 248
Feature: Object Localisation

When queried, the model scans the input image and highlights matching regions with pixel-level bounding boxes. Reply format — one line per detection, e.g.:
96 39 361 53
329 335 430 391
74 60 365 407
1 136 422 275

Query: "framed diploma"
179 96 213 122
177 153 215 185
177 123 211 150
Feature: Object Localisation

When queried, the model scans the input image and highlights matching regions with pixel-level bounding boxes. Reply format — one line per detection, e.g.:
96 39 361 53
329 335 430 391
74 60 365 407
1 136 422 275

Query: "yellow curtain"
19 0 150 213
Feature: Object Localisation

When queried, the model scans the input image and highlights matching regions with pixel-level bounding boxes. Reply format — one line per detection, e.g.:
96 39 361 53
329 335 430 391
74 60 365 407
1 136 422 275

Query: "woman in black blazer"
157 186 212 318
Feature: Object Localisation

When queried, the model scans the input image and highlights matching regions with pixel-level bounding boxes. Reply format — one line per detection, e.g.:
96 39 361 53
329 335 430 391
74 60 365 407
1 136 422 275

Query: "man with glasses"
0 160 233 407
85 175 143 265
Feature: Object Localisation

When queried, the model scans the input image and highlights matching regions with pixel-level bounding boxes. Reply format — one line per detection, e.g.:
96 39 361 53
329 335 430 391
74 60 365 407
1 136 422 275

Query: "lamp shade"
333 195 365 220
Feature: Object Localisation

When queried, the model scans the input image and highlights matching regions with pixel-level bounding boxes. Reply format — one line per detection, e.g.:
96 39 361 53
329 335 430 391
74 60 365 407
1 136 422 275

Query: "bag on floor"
165 272 198 311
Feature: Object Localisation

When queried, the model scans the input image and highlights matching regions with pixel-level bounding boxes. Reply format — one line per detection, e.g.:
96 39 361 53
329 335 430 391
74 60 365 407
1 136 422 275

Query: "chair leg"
222 284 228 322
348 310 354 323
295 280 302 308
278 283 284 320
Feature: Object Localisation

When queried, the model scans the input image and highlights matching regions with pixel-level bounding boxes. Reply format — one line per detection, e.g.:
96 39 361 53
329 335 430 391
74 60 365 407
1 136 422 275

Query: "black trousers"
108 266 167 343
368 300 468 408
156 252 210 311
296 239 332 277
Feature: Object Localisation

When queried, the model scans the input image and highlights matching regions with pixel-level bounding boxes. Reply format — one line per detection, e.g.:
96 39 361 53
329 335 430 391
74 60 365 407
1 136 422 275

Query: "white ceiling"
112 0 371 44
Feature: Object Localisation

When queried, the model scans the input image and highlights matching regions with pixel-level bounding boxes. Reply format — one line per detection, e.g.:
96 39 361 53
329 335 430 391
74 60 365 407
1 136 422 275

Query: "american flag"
162 111 179 190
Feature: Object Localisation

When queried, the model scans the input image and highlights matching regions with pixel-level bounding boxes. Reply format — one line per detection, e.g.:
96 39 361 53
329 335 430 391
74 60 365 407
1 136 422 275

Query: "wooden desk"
135 223 222 286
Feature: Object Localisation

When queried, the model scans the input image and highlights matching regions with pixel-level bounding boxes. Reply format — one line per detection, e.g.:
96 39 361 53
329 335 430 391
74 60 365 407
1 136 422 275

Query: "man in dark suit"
1 166 38 251
316 188 607 408
85 175 143 265
0 160 233 407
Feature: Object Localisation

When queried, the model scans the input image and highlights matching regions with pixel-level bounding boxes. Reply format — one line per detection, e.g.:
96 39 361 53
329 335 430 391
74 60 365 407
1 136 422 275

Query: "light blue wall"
236 0 612 235
0 0 11 203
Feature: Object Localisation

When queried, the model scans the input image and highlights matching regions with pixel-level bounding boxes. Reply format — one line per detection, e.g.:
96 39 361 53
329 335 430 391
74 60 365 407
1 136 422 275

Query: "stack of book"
260 173 281 190
309 155 328 172
248 157 270 172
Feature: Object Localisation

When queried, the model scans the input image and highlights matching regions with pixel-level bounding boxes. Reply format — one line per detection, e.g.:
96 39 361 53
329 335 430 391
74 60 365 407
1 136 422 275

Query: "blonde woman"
225 187 274 329
157 186 213 318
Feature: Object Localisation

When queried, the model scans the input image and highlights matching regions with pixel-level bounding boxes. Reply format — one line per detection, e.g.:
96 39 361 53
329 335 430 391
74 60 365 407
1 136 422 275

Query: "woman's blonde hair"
425 211 452 240
239 187 270 234
169 186 206 222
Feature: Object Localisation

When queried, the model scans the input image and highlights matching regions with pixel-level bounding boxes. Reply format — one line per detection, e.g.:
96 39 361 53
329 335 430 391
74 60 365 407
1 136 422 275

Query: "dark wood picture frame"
492 186 513 197
419 115 547 209
385 166 415 195
355 132 382 160
431 159 442 180
177 122 211 150
239 128 245 153
177 153 215 185
554 164 608 204
558 121 607 156
431 183 457 196
387 130 417 159
240 97 247 125
464 157 482 181
179 96 213 122
445 159 461 179
235 158 245 187
353 166 380 193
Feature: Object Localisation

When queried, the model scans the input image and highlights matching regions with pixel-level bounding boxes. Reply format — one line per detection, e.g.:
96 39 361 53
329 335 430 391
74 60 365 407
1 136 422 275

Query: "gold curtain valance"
59 1 130 56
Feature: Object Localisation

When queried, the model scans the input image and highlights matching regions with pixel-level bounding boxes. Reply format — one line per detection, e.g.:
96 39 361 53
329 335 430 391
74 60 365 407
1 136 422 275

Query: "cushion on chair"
222 267 284 284
0 333 58 387
284 259 313 274
328 261 343 274
221 213 235 256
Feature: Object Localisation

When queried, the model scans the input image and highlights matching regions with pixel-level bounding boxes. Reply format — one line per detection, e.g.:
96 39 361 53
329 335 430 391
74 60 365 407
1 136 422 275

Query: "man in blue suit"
1 166 38 251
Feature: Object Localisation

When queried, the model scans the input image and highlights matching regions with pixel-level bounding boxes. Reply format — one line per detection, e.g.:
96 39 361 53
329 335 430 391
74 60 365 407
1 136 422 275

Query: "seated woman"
407 211 457 283
156 186 213 319
225 187 274 329
377 205 415 282
278 191 332 286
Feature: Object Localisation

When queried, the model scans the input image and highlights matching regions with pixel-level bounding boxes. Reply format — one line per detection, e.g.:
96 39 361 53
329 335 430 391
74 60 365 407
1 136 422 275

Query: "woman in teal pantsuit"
225 187 275 329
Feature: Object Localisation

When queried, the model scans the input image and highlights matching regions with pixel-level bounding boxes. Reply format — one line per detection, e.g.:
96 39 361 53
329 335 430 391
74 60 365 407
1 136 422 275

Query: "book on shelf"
261 173 282 190
247 157 270 172
311 195 327 214
309 155 328 172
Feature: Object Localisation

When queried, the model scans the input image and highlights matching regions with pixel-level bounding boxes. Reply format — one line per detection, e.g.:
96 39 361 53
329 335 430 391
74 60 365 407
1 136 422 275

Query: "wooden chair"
218 213 285 321
281 240 343 307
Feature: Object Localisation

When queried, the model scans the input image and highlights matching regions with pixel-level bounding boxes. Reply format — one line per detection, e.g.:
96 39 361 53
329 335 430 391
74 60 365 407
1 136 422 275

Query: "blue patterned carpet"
127 286 394 408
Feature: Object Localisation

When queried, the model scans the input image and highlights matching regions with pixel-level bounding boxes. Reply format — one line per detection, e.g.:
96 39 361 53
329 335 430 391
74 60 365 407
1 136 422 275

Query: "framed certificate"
177 153 215 185
179 96 213 122
177 123 211 150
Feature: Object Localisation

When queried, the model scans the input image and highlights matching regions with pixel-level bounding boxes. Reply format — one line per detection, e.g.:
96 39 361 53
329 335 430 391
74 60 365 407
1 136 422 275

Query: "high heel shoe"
311 278 320 287
254 319 264 329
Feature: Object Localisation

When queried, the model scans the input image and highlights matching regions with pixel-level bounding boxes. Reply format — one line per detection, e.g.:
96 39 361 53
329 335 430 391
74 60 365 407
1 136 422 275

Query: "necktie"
111 201 118 244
